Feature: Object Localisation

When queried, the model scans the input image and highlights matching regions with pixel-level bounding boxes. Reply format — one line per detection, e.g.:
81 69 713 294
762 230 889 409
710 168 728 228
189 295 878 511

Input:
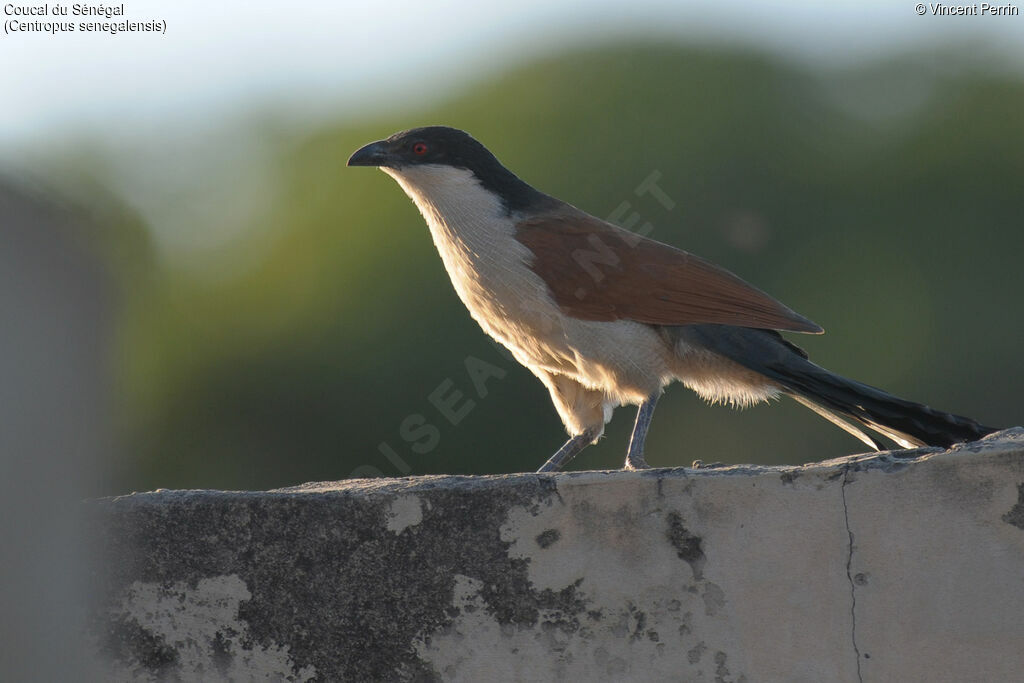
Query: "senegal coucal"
349 126 998 472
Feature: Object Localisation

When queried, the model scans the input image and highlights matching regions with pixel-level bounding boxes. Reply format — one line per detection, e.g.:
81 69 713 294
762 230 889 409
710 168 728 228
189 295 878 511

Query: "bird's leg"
537 430 597 473
625 394 660 470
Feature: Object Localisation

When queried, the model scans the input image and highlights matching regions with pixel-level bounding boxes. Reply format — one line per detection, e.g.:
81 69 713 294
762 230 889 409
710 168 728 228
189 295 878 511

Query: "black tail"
678 325 999 450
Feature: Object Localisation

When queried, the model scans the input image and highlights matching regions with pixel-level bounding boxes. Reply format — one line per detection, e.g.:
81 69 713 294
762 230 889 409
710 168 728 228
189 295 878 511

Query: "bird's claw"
691 459 726 469
624 456 651 471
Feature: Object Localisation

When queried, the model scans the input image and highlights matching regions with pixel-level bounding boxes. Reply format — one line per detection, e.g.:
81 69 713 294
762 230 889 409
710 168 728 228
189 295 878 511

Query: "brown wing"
515 211 824 334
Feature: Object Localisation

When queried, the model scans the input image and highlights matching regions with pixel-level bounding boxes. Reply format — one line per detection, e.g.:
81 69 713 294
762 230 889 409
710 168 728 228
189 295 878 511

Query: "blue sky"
3 0 1023 148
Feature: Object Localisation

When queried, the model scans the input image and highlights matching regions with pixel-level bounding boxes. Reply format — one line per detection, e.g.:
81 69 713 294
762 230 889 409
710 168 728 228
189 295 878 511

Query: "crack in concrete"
841 467 864 683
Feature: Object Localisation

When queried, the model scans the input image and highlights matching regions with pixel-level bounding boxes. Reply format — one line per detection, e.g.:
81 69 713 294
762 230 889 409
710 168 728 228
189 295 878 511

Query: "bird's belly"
558 317 676 403
459 279 674 404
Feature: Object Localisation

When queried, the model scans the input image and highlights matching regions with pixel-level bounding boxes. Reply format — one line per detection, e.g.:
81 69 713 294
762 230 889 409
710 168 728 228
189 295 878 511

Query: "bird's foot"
624 455 651 471
691 459 726 469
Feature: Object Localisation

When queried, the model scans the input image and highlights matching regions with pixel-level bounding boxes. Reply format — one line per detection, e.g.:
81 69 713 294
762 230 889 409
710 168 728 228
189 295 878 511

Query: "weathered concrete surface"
88 429 1024 682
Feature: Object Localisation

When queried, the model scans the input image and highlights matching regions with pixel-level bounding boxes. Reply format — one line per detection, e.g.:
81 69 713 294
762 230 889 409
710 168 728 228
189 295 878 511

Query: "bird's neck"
381 165 515 281
380 163 573 373
383 165 507 247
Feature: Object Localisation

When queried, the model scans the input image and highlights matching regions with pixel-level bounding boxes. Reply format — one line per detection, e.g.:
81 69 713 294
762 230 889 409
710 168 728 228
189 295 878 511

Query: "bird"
348 126 999 472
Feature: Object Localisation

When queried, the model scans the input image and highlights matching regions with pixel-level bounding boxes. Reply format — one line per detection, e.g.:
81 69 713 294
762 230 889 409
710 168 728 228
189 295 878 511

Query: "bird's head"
347 126 496 173
348 126 548 214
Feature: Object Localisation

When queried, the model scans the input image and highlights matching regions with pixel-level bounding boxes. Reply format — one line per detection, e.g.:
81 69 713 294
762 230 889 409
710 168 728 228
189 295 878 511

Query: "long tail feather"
678 325 999 449
788 394 887 450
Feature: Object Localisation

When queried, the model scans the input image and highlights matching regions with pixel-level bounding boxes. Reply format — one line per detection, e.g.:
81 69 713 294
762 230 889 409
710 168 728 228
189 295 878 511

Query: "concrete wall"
88 429 1024 682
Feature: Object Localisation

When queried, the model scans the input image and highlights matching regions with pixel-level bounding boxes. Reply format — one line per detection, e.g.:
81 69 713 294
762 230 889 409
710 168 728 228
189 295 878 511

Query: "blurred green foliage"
65 42 1023 491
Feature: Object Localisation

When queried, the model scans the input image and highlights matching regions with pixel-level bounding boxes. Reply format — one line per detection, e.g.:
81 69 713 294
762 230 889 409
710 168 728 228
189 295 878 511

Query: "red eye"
413 142 428 156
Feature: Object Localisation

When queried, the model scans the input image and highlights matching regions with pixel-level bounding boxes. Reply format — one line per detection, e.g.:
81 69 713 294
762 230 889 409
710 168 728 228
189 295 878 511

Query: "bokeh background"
3 2 1023 499
4 6 1023 675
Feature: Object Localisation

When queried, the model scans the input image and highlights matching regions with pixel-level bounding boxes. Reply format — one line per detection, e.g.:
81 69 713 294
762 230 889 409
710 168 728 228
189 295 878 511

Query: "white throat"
380 164 514 280
381 164 505 236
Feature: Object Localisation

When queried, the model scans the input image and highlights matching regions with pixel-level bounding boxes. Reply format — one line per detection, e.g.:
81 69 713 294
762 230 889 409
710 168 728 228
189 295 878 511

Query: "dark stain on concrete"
211 630 234 678
666 511 705 580
88 475 571 682
780 471 800 485
714 650 732 683
536 528 561 548
1002 483 1024 530
628 607 647 642
98 615 179 677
